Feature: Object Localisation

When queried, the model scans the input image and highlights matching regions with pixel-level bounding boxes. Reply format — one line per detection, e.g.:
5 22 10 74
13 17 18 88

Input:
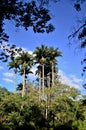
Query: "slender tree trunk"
48 72 50 88
14 72 16 93
46 94 48 119
39 71 41 102
42 64 44 100
22 68 26 97
52 62 54 87
48 72 51 104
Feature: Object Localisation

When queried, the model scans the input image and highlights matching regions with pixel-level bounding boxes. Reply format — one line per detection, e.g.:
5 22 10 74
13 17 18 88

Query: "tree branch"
68 23 86 39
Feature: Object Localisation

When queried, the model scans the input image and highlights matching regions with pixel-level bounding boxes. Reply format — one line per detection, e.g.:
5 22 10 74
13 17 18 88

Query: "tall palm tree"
8 58 19 93
34 45 62 119
34 45 49 100
40 56 46 100
48 47 62 87
34 45 62 100
16 51 33 97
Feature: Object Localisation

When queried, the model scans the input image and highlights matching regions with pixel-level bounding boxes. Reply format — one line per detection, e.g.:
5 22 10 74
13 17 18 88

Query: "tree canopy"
0 1 86 128
0 0 55 44
0 81 86 130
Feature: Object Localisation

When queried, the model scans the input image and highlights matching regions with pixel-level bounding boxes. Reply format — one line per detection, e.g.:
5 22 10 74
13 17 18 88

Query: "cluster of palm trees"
8 51 33 97
8 45 62 98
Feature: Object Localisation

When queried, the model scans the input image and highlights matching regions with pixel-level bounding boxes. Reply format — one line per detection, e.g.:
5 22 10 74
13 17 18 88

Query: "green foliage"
0 86 9 96
72 120 86 130
0 0 55 44
0 89 47 130
34 44 62 87
0 81 86 130
50 85 80 122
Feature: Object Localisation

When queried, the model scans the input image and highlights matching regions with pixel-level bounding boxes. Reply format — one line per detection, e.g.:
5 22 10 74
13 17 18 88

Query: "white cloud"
0 66 4 69
70 75 83 83
29 66 37 80
3 78 13 83
58 69 83 89
21 47 33 54
3 72 14 77
31 66 37 74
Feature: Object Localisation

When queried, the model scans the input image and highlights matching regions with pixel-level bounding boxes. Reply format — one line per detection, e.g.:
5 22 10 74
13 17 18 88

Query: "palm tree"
16 51 33 97
40 56 46 100
34 45 62 99
34 45 62 119
48 47 62 87
8 58 19 93
34 45 49 100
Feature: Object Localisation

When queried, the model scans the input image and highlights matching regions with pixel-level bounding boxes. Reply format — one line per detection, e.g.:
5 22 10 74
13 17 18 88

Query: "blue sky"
0 0 86 94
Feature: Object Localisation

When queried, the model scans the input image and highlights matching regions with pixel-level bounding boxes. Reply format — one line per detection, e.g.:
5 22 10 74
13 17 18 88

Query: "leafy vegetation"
0 44 86 129
0 0 55 43
0 81 86 130
0 0 86 129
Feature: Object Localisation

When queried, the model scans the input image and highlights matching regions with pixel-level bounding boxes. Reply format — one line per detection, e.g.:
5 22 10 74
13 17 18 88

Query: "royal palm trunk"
39 71 41 102
14 72 16 93
52 62 54 87
22 68 26 97
42 64 44 100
